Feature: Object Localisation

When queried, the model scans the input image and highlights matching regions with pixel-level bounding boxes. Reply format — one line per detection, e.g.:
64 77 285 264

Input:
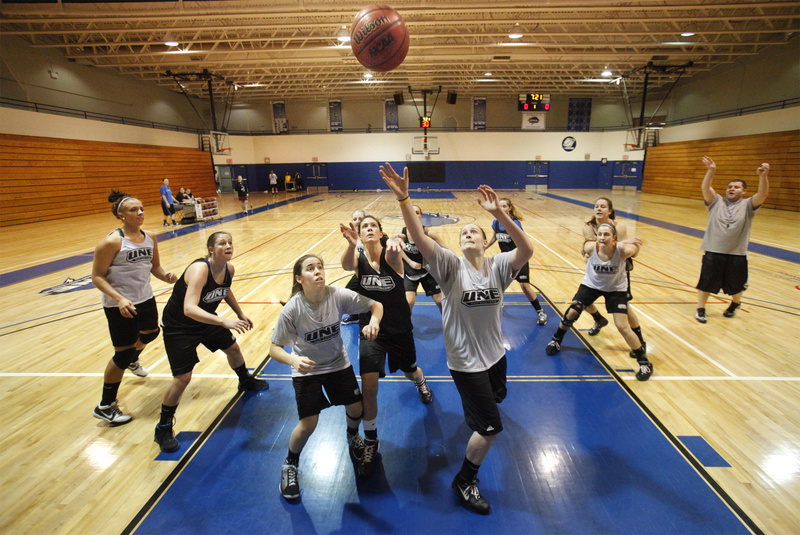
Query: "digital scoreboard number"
518 93 550 111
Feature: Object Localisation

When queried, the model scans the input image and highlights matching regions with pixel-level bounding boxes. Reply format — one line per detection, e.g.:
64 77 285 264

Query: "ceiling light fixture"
164 34 179 47
337 26 351 43
681 31 696 37
364 72 373 79
508 23 523 39
601 69 613 77
484 72 492 76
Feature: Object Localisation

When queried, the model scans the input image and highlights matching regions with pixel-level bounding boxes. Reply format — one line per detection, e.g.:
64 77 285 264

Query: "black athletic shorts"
104 297 159 347
573 284 630 314
514 262 531 284
162 325 236 376
403 272 441 296
450 355 507 436
696 252 749 296
359 330 418 377
292 366 363 420
161 200 175 216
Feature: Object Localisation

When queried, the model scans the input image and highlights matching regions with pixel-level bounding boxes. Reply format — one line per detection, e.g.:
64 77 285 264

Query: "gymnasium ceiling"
1 0 798 103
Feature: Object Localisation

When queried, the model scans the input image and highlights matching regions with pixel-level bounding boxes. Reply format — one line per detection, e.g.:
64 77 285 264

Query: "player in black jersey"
154 231 268 453
340 215 433 478
486 197 548 326
397 204 446 313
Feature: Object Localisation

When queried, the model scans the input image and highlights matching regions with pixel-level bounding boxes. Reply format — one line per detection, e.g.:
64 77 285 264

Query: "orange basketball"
350 5 409 72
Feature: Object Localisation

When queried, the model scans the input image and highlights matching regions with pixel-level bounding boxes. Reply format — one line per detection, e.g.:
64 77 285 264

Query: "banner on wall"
384 99 399 131
272 101 288 134
471 97 486 131
328 99 343 132
521 112 547 131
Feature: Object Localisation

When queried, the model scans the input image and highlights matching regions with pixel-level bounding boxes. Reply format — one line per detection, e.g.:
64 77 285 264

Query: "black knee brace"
112 347 139 369
346 411 363 422
561 301 585 328
138 327 161 345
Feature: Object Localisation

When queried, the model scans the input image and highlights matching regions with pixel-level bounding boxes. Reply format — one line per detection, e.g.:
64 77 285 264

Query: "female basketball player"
546 224 652 381
486 197 547 325
154 231 268 453
581 198 646 351
269 254 383 501
397 204 446 313
380 163 533 516
91 191 177 426
340 214 434 478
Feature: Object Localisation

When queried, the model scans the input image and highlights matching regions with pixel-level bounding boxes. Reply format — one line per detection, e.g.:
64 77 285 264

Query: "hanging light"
337 26 351 43
508 23 523 39
164 34 179 47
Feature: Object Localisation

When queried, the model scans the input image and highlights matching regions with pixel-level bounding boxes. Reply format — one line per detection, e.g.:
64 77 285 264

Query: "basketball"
350 5 409 72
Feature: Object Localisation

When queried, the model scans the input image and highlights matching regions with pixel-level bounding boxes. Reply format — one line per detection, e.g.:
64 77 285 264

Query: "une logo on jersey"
202 287 229 303
126 248 153 262
360 274 395 291
593 265 618 274
461 288 501 307
305 322 340 344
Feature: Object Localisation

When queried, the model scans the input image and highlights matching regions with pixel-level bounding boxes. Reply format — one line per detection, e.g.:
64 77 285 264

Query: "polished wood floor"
0 188 798 534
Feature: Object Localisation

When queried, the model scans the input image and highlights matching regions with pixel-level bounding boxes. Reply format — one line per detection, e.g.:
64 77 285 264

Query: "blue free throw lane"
133 297 750 534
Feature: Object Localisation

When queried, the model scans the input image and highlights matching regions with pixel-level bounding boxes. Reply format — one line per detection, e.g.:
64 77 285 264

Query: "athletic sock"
530 298 543 312
363 418 378 441
457 457 480 483
414 377 428 389
697 307 706 314
632 326 644 345
159 404 177 426
101 382 121 407
553 327 568 343
286 449 300 467
232 363 250 381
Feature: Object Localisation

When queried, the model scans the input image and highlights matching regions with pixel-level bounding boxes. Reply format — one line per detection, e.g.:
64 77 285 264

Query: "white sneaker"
128 361 149 377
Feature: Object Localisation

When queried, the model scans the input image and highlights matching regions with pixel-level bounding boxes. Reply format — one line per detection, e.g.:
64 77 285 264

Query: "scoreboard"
518 93 550 111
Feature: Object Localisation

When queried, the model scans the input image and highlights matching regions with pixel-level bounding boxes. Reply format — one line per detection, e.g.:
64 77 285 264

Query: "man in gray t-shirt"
695 156 770 323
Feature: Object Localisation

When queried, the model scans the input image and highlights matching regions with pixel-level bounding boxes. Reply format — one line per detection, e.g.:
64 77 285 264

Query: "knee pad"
561 302 584 328
112 347 139 369
347 411 363 422
139 327 161 345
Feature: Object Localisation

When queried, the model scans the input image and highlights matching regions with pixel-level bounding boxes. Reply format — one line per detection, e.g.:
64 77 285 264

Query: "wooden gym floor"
0 188 798 534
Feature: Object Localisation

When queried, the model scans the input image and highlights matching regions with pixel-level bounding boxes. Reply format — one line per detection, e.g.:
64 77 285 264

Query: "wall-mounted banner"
384 99 399 131
272 101 288 134
568 98 592 132
328 98 343 132
471 97 486 131
521 112 546 131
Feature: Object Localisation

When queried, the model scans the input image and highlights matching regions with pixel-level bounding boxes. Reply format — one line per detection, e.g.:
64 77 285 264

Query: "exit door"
526 161 549 193
612 161 640 191
304 163 328 194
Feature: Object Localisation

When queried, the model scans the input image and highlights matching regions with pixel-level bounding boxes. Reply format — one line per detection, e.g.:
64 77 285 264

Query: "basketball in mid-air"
350 5 409 72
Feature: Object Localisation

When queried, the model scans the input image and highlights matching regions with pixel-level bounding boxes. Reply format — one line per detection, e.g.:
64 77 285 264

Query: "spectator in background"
160 178 177 227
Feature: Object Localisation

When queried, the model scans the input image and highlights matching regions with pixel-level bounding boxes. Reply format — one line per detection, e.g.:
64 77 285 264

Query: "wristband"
398 195 411 206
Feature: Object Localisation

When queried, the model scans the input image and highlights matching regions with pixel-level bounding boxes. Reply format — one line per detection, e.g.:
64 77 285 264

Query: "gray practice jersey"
101 230 155 308
700 194 759 256
582 242 628 292
426 242 516 373
271 286 375 377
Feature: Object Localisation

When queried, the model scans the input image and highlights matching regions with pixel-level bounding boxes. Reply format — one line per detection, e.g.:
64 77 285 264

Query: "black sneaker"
588 316 609 336
154 423 179 453
416 380 433 404
451 476 490 515
723 303 741 318
537 310 548 326
358 438 380 478
92 400 132 426
695 309 707 323
280 463 300 500
238 375 269 391
347 432 365 461
636 361 653 381
163 221 170 227
545 340 561 356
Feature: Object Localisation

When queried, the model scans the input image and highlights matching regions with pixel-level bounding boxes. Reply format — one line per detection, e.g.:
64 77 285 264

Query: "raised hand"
379 162 409 199
475 184 499 213
339 222 359 246
757 163 770 176
702 156 715 169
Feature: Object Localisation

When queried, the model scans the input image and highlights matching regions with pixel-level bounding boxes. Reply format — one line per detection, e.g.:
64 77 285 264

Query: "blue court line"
542 193 800 264
678 436 732 468
0 195 313 288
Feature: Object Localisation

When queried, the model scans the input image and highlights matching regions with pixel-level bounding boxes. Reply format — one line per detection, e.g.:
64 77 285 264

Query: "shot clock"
518 93 550 111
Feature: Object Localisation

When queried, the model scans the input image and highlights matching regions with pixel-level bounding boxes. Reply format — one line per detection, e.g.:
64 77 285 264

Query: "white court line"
622 376 800 381
148 196 384 373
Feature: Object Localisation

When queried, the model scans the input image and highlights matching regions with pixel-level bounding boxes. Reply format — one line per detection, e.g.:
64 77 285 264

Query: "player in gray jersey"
695 156 770 323
270 254 383 500
545 224 652 380
91 190 177 426
381 163 533 516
